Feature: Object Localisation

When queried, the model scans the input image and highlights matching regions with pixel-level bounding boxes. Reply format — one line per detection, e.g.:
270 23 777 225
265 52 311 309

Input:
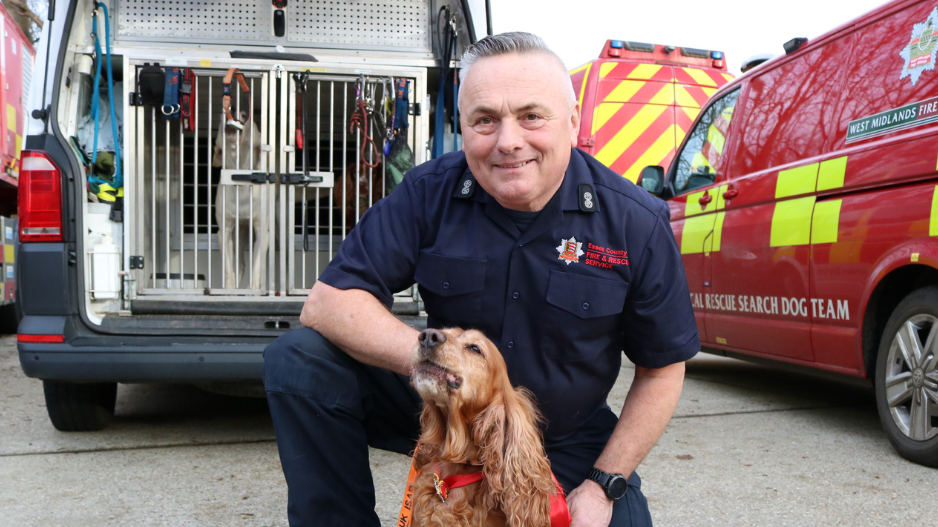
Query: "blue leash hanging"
89 2 122 190
432 6 459 159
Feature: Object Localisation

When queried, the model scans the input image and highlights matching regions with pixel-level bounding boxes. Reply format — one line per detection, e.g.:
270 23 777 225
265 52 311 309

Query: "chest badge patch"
556 237 584 265
900 7 938 86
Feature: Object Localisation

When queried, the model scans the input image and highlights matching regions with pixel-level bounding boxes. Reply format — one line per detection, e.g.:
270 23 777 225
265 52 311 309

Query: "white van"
18 0 482 430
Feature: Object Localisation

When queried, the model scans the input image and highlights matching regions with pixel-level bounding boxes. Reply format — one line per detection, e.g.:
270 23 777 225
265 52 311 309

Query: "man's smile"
495 160 533 169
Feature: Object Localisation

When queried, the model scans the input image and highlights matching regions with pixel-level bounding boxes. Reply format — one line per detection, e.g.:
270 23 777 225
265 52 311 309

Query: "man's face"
459 53 581 212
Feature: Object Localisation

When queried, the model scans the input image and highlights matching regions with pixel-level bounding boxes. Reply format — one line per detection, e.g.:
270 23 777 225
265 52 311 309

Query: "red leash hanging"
350 76 381 168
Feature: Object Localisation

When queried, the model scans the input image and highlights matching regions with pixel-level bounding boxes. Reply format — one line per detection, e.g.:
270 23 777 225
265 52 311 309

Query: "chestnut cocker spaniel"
408 328 569 527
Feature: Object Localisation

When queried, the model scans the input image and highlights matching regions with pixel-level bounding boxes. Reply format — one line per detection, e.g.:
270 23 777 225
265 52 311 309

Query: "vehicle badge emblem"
556 236 584 265
900 7 938 85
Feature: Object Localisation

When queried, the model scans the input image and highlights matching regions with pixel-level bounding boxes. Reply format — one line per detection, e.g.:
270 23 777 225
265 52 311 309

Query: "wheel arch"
861 264 938 380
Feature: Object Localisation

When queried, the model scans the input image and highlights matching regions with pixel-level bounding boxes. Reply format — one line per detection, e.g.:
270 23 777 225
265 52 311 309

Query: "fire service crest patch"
900 7 938 85
556 237 584 265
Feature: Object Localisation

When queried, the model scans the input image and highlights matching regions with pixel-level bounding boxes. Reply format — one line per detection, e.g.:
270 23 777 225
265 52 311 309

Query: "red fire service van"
570 40 733 183
640 0 938 466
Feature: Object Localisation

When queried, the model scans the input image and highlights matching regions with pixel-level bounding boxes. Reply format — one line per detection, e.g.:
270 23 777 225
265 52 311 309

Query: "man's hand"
567 479 613 527
301 281 418 376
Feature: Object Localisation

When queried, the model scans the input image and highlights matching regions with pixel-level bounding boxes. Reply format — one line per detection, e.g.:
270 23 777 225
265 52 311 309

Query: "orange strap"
396 455 419 527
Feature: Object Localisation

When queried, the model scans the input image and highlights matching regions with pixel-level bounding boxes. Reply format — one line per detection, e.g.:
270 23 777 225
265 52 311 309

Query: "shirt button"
582 302 590 310
512 291 520 299
507 342 514 349
442 281 450 289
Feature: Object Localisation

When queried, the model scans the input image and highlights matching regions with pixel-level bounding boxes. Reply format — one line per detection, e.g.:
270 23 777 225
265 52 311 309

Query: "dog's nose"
419 329 446 350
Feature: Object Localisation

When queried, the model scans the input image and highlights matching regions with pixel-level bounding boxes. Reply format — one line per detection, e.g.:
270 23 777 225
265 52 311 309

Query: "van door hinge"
68 251 77 266
129 93 144 106
129 256 145 269
409 102 421 116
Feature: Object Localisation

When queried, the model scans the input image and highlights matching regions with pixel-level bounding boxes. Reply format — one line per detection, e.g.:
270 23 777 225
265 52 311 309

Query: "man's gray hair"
458 32 576 107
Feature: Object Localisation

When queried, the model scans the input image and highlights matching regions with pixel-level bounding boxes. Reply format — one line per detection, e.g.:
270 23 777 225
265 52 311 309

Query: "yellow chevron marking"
681 106 701 121
722 73 734 82
603 80 645 103
811 200 842 244
675 85 699 108
4 245 12 264
628 64 664 80
675 125 688 147
600 62 617 78
770 196 816 247
683 68 719 87
818 156 848 191
594 104 668 167
6 105 16 131
622 124 679 182
681 215 715 254
592 102 624 135
776 163 819 199
648 83 675 105
930 186 938 236
702 86 717 99
571 63 592 108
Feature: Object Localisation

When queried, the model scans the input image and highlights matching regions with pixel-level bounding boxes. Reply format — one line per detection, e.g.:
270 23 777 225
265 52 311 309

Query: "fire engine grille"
126 63 422 302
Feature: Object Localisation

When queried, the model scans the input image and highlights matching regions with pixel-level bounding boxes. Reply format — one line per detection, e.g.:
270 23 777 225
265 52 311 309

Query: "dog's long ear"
416 402 446 465
474 386 555 527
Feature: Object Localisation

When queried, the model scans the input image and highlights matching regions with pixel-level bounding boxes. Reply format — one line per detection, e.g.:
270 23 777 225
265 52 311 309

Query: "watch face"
607 477 628 499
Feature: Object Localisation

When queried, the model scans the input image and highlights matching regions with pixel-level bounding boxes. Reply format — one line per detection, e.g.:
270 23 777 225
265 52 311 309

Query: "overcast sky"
478 0 891 75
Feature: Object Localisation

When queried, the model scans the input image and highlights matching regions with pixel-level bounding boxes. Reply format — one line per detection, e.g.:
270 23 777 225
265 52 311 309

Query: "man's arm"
300 281 419 376
566 361 686 527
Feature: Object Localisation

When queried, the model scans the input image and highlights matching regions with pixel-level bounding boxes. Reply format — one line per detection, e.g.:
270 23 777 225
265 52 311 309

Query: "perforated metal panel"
287 0 430 51
117 0 272 42
115 0 431 51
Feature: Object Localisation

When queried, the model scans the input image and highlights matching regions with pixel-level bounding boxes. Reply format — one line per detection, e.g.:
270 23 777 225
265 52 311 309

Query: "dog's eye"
466 344 482 354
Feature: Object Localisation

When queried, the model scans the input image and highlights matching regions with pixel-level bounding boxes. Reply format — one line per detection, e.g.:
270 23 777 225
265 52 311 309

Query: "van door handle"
723 188 738 199
698 193 713 206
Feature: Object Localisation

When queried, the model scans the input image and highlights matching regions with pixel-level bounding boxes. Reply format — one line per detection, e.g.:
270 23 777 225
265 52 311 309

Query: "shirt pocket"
543 270 629 361
414 251 487 328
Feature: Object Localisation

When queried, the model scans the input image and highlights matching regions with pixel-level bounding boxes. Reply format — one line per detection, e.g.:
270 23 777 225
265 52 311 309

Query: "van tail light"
18 334 65 343
18 150 64 243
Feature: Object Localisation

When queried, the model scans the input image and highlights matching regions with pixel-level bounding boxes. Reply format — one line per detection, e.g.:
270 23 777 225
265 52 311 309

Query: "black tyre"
43 381 118 432
875 287 938 466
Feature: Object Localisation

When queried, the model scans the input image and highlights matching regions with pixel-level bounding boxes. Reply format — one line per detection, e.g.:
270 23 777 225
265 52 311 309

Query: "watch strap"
588 467 628 500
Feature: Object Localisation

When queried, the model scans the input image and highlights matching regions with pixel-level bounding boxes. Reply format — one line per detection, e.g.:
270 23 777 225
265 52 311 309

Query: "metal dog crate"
122 57 427 308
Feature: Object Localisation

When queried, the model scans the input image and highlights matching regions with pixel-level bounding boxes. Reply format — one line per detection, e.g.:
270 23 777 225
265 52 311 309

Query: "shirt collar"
453 148 600 212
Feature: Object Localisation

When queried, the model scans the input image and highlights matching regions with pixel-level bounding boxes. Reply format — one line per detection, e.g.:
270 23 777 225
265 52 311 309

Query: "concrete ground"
1 333 936 526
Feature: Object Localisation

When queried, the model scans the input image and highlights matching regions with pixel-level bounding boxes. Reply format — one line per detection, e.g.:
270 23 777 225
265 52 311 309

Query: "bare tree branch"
4 0 44 30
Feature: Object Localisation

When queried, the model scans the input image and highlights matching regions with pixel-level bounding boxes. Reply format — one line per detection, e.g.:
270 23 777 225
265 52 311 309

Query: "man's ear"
569 102 581 148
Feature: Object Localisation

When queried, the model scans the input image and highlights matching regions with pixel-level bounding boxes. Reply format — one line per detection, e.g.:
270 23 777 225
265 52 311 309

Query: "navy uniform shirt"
319 148 699 441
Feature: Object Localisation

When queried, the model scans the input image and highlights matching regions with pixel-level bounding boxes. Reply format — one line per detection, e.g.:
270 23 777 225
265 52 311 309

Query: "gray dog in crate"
212 117 268 291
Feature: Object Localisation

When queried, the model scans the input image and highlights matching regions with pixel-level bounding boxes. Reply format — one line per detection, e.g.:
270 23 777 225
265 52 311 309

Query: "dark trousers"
263 327 652 527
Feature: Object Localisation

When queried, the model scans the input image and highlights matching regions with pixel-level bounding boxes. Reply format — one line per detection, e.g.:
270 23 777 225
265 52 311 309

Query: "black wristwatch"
588 467 629 500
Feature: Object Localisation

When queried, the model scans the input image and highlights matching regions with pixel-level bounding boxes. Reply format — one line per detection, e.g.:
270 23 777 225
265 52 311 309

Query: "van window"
673 88 739 194
729 35 852 175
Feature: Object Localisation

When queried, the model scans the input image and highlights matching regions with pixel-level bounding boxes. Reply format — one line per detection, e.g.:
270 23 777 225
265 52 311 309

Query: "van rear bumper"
18 343 264 382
